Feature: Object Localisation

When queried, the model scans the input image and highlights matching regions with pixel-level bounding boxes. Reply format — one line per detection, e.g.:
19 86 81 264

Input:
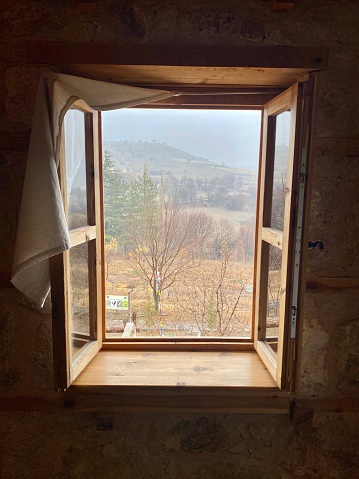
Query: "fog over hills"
102 108 262 171
103 140 257 181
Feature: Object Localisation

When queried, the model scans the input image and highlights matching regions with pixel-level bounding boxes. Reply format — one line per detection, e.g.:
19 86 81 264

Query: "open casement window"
49 79 315 398
50 100 103 390
254 81 313 390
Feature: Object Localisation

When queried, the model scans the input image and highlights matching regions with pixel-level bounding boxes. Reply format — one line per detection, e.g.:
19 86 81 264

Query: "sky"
102 109 262 171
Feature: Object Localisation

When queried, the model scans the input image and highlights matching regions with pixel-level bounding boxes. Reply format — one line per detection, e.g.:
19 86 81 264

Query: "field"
105 255 255 338
68 244 280 345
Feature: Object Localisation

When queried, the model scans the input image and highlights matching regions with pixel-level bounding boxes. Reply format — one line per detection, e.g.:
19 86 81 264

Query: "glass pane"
270 110 290 230
69 243 90 358
266 244 282 354
102 109 262 338
64 109 88 229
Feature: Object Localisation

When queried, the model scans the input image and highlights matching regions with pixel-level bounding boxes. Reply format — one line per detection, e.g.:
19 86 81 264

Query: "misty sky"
102 109 262 171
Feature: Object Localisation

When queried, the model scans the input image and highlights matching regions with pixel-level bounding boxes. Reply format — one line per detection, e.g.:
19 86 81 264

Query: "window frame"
51 100 103 390
253 79 316 390
254 83 301 389
52 78 316 395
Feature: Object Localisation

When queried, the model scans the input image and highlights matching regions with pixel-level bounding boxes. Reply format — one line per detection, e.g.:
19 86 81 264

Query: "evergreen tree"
103 149 129 245
127 163 158 219
124 163 159 258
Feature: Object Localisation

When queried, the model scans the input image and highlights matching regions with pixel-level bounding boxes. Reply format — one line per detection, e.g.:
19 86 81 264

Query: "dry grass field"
105 255 255 338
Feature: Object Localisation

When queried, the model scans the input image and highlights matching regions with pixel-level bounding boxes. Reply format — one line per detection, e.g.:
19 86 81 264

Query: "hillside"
103 140 257 182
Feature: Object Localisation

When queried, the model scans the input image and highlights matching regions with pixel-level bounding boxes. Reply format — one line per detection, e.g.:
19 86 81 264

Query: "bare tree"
267 174 286 275
271 174 286 230
209 218 235 259
237 222 255 263
267 270 281 337
125 196 213 312
172 248 252 337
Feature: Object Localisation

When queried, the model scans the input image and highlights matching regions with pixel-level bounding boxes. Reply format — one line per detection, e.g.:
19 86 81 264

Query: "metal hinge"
290 147 308 339
291 305 297 338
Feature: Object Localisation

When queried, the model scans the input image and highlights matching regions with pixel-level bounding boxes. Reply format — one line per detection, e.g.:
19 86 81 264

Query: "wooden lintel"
26 42 328 70
315 137 359 155
290 401 314 432
306 277 359 293
1 394 357 414
64 387 290 413
295 397 359 414
0 132 30 151
0 396 59 412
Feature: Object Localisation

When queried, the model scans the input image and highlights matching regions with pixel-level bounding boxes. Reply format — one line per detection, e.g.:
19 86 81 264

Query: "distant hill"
103 140 256 181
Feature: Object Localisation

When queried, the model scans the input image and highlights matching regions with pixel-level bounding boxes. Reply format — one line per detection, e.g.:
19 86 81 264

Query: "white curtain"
64 109 87 221
11 73 175 306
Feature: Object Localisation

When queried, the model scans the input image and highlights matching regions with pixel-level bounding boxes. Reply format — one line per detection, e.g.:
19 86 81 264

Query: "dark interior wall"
0 1 359 478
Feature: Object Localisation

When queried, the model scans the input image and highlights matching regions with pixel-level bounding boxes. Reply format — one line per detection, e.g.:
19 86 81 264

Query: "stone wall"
1 1 359 478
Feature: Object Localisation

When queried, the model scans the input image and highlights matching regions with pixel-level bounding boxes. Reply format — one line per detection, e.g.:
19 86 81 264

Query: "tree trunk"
153 288 159 313
151 280 161 314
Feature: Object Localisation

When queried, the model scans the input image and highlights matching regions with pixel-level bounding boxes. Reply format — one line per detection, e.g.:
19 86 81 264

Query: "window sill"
64 350 291 413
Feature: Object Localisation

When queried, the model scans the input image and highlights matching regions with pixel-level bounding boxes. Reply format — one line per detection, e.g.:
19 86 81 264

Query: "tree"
125 192 213 313
225 193 246 211
104 238 118 280
172 247 251 336
237 222 255 263
103 149 129 245
127 163 158 219
209 218 235 259
271 174 286 230
269 174 285 274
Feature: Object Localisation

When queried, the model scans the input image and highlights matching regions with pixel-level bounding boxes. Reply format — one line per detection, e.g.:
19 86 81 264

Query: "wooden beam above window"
26 42 328 69
26 42 328 88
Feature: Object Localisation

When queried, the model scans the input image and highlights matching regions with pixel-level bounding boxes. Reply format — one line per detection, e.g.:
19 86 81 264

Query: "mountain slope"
103 140 257 180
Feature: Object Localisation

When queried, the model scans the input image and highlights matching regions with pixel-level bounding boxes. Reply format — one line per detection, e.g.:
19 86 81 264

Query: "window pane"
69 243 90 357
270 110 290 230
265 244 282 353
102 109 261 338
64 109 88 229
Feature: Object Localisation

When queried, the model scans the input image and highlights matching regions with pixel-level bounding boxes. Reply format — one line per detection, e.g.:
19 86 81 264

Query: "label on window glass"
106 295 128 310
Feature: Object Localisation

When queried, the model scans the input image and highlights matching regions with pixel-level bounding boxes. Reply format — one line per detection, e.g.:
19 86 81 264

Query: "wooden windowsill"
64 350 291 413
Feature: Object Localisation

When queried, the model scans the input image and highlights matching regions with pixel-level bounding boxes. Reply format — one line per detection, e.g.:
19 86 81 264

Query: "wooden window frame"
51 78 316 399
255 83 300 389
51 100 103 390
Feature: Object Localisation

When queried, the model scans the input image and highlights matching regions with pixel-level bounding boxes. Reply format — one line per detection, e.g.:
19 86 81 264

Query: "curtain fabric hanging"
11 73 175 306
